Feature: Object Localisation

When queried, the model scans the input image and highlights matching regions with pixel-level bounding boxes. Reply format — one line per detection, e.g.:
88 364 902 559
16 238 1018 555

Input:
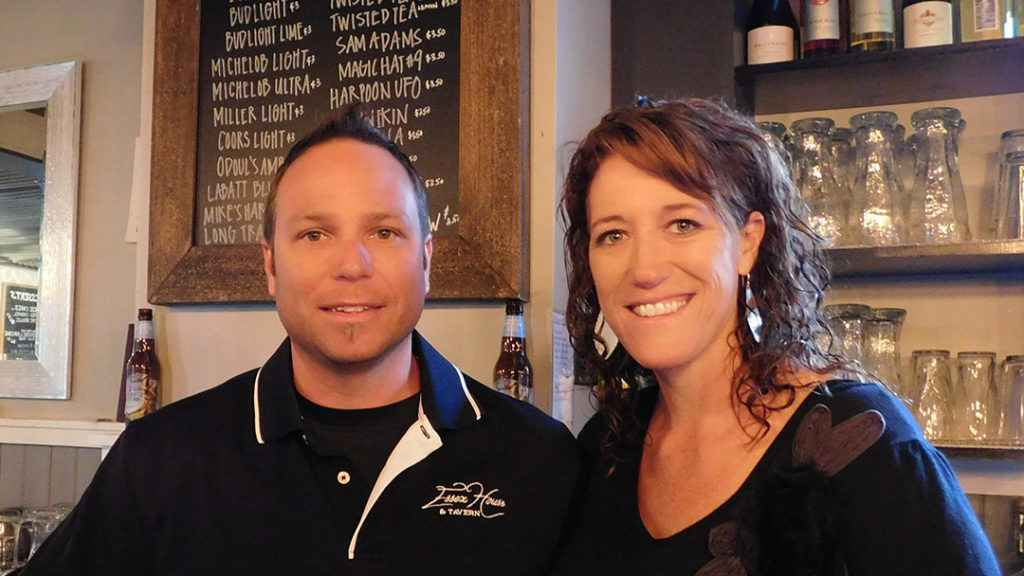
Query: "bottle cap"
505 299 523 316
138 308 153 321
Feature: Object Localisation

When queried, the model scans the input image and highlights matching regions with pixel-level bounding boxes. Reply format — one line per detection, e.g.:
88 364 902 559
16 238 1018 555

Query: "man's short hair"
262 103 430 243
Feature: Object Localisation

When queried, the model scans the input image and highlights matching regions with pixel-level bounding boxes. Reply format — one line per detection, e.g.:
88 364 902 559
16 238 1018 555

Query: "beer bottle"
124 308 160 422
493 299 533 404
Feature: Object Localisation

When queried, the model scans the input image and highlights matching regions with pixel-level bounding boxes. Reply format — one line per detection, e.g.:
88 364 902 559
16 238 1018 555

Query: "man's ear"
261 238 276 298
422 235 433 294
739 211 766 276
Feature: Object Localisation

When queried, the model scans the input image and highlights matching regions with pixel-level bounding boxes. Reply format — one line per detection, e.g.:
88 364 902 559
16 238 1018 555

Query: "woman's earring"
744 274 763 343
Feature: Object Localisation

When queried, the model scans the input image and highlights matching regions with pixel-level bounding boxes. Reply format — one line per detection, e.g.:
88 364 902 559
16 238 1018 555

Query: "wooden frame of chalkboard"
148 0 529 303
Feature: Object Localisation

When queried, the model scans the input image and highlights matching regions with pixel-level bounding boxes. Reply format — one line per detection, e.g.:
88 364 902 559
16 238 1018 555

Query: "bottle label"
135 320 153 341
904 2 953 47
124 373 148 419
747 25 795 65
805 0 841 41
502 315 526 339
971 0 999 32
853 0 895 34
495 376 532 402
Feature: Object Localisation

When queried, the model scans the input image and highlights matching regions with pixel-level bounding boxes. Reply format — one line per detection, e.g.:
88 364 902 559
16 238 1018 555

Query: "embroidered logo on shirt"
422 481 507 518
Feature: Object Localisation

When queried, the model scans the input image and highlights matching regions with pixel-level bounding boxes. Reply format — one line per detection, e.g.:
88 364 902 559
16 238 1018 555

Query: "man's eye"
375 229 395 240
303 231 324 241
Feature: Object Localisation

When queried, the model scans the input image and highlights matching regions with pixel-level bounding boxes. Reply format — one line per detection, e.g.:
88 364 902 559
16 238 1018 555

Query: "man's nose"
333 237 373 280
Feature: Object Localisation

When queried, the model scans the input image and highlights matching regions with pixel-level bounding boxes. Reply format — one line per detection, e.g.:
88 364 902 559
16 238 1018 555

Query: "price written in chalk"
441 0 459 6
414 106 431 118
425 28 447 40
425 51 446 63
424 177 445 188
425 78 444 90
407 129 424 141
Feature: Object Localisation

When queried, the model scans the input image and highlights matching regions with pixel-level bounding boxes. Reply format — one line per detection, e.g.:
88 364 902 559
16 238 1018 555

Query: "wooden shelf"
827 240 1024 278
936 441 1024 462
736 38 1024 114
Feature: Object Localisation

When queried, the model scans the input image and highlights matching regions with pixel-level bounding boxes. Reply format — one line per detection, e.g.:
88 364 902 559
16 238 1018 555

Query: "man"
20 105 583 575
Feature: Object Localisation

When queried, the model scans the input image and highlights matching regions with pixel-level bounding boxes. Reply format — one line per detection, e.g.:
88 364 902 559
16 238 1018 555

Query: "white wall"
548 0 611 431
0 0 611 423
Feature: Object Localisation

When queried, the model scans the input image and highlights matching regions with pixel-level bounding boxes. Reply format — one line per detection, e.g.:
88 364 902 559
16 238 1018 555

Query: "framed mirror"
0 61 81 399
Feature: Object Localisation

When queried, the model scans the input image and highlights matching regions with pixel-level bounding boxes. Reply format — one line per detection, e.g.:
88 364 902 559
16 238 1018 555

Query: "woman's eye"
303 230 324 241
671 219 697 234
594 230 623 245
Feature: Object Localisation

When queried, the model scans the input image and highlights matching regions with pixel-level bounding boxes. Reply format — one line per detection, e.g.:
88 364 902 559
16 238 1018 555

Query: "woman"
552 98 999 575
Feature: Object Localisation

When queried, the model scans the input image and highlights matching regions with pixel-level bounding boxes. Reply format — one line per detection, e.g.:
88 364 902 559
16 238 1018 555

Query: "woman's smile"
630 297 690 318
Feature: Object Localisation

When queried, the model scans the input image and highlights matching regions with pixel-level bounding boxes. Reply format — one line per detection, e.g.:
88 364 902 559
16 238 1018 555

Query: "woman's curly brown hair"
560 97 848 463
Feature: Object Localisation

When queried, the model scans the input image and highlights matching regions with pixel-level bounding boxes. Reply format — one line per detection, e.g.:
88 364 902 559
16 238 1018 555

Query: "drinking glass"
997 149 1024 240
956 351 996 442
908 107 971 244
830 126 856 194
850 111 907 246
1000 355 1024 442
0 505 72 569
792 117 849 246
862 307 907 397
993 128 1024 239
912 349 954 440
0 515 17 572
758 121 793 173
823 303 872 369
23 507 65 557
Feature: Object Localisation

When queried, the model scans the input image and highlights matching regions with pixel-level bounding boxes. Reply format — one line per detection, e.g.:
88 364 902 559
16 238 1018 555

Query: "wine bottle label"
747 25 795 65
904 2 953 47
853 0 895 34
961 0 1004 41
971 0 999 31
805 0 841 41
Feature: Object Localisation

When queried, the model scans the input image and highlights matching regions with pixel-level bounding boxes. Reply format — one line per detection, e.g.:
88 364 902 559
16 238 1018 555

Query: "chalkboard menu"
194 0 462 247
1 283 37 361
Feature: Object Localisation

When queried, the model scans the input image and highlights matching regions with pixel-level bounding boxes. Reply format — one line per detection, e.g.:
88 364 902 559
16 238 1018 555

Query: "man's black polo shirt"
21 332 584 575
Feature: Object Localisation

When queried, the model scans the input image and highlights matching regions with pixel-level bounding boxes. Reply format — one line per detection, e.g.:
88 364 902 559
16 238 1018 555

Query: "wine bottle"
903 0 954 47
747 0 801 65
851 0 896 51
803 0 843 57
493 299 533 404
124 308 161 422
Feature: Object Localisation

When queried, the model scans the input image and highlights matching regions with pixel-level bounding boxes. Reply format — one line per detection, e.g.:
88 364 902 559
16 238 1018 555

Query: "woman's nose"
629 234 669 289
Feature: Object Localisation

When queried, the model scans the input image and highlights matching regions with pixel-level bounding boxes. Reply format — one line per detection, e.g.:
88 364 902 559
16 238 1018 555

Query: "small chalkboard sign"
1 282 38 360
